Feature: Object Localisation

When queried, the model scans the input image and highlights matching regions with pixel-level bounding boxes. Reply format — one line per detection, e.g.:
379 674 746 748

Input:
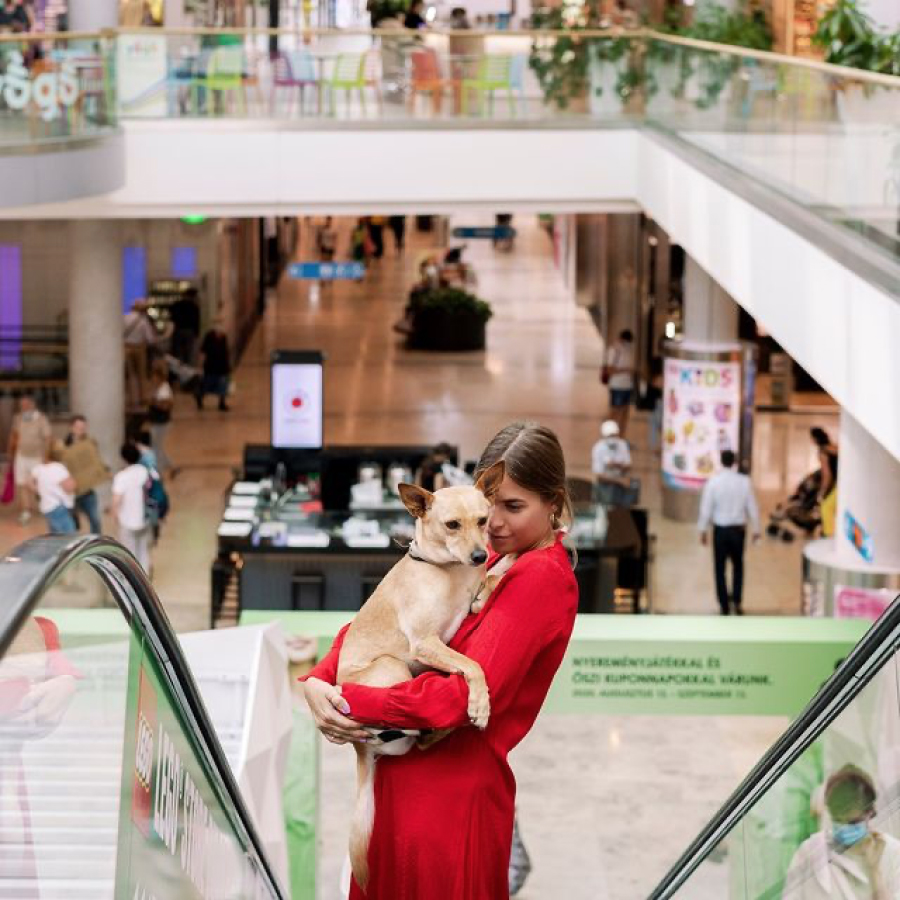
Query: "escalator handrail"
649 593 900 899
0 534 287 900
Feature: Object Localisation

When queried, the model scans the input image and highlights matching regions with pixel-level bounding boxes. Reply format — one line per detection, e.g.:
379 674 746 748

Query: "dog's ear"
398 483 435 519
475 460 505 502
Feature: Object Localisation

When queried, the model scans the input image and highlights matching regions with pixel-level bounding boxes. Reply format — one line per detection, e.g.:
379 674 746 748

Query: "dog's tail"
349 744 376 891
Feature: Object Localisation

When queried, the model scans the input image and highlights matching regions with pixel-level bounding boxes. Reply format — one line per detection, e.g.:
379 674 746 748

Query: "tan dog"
337 460 505 890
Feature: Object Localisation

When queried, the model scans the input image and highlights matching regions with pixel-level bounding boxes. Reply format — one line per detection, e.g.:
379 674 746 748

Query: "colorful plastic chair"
326 51 381 116
461 54 516 117
193 45 246 115
270 49 318 116
409 48 449 115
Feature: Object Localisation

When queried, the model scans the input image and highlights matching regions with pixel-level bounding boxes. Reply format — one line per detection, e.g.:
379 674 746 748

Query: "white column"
835 409 900 569
68 0 118 31
70 221 124 469
683 257 739 343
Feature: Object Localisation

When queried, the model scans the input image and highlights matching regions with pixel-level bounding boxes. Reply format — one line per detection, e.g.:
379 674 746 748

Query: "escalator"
650 594 900 899
0 534 286 900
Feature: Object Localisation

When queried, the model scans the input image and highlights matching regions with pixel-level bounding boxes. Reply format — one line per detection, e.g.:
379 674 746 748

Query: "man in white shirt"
698 449 760 615
604 329 635 436
31 456 76 534
112 443 152 573
591 420 638 507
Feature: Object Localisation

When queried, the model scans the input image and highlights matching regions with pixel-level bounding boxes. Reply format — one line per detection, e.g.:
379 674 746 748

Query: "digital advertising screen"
271 351 324 449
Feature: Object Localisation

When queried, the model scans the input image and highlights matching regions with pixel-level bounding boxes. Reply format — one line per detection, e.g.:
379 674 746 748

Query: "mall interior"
0 0 898 897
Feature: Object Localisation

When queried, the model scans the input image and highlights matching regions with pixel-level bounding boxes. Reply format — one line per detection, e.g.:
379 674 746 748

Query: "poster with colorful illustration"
834 585 895 622
662 357 741 490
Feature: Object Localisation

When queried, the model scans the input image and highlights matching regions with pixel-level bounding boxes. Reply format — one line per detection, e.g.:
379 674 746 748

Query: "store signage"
117 34 168 117
0 51 79 122
288 262 365 280
834 585 895 622
115 634 276 899
844 510 874 562
662 357 741 490
451 226 516 240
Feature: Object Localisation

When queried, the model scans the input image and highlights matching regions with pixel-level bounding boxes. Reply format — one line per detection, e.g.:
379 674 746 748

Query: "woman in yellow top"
57 415 109 534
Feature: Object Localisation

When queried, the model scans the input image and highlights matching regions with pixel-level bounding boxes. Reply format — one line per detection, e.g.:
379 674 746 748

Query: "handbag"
1 465 14 505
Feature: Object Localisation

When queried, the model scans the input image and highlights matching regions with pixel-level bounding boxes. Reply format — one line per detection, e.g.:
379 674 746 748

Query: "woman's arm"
298 622 351 686
341 556 575 730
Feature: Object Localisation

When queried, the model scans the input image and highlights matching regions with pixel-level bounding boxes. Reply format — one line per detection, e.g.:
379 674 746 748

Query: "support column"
662 256 748 521
683 256 739 343
70 221 124 469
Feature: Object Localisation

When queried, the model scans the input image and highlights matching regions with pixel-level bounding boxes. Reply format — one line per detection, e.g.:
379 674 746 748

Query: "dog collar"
408 540 460 568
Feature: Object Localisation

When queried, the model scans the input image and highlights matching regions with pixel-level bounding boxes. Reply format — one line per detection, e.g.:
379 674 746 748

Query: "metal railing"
0 535 287 899
650 592 900 898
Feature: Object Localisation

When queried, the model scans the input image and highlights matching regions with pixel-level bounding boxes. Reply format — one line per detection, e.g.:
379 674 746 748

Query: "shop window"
122 246 147 313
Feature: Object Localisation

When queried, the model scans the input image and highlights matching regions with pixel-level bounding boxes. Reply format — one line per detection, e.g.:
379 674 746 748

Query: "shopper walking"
8 395 51 525
112 443 152 573
302 421 578 899
388 215 406 253
603 329 636 436
195 318 232 412
316 216 337 262
368 216 386 260
123 299 158 408
147 360 174 476
31 453 76 534
58 415 108 534
698 449 760 615
169 288 201 366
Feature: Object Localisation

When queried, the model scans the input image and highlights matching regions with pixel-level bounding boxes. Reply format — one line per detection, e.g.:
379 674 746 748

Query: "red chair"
409 48 449 116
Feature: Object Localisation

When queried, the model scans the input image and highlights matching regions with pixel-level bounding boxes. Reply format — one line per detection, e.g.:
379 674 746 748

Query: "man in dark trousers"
698 450 760 615
195 318 231 412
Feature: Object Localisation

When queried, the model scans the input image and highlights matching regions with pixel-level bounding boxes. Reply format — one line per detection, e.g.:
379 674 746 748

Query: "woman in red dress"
303 422 579 899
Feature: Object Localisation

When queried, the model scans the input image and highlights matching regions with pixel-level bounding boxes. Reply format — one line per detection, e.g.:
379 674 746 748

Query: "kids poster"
662 358 741 490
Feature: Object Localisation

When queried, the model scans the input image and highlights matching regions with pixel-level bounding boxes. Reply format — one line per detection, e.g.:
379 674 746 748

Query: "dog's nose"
470 549 488 565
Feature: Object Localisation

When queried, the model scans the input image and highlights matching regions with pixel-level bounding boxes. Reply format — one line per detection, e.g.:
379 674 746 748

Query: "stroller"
766 469 822 542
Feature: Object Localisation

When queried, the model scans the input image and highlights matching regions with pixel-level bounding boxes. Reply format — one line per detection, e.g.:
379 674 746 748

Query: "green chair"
192 45 246 116
326 52 381 116
461 54 516 117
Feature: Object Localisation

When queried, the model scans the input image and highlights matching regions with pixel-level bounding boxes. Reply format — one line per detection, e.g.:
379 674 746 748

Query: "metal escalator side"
650 594 900 900
0 534 286 900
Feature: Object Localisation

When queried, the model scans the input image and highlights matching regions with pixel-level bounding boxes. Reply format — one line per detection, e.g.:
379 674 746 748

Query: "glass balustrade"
0 32 117 148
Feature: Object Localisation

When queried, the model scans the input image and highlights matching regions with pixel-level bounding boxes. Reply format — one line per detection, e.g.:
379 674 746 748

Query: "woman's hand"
303 677 371 745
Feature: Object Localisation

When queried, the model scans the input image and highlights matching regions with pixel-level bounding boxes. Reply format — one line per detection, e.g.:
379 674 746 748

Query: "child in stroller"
766 469 822 542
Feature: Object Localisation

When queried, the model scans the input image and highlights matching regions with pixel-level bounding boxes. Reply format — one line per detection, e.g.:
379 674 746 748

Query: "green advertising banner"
115 632 277 900
242 611 869 718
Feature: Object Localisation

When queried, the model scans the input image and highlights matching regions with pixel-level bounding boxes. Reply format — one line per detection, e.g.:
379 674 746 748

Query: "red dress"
305 535 578 900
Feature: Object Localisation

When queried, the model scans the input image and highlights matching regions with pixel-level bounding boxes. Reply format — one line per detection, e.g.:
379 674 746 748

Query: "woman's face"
487 475 556 556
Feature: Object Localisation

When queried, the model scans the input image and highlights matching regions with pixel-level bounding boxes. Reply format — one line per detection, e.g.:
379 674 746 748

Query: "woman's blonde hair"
475 422 573 526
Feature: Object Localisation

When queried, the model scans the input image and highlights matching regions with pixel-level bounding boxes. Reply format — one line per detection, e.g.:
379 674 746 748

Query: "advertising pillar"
661 341 756 522
803 409 900 619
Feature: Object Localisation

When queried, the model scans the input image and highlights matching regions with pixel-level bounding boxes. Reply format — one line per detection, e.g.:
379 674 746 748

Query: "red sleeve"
340 554 576 729
298 623 352 686
34 616 81 679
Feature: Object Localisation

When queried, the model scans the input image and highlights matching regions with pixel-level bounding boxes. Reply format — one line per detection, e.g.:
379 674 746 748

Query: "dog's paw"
467 684 491 730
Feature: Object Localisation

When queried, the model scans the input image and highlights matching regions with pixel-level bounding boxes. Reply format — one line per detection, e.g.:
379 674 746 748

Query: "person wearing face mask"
783 765 900 899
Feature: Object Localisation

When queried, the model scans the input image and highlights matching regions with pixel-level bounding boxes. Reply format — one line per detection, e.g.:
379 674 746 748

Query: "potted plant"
407 287 493 352
813 0 900 124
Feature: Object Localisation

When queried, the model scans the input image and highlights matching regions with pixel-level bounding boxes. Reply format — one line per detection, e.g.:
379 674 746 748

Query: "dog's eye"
477 518 488 527
445 521 461 531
